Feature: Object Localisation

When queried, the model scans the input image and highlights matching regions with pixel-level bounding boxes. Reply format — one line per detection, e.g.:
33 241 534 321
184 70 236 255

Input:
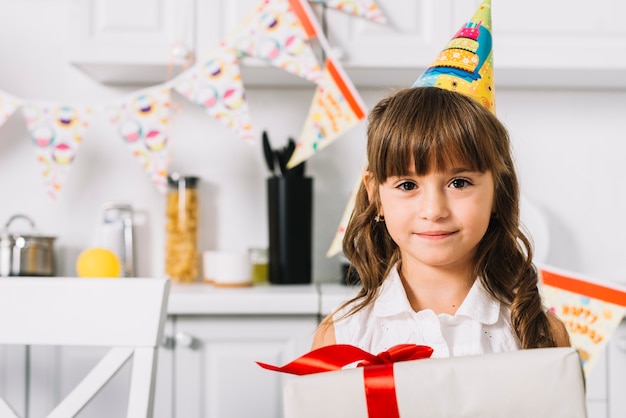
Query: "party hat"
413 0 495 113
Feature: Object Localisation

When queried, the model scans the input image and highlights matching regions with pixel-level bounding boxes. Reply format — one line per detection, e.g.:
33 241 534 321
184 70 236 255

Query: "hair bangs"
368 92 499 182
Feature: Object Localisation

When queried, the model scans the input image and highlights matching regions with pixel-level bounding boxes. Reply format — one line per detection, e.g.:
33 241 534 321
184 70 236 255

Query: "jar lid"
168 173 200 188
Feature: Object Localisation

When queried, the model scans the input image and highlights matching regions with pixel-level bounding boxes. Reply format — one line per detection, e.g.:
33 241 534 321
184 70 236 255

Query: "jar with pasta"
165 174 200 283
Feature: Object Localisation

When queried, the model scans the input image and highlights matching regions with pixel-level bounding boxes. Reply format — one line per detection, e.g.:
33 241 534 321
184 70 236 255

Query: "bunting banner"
0 91 20 128
309 0 387 24
173 43 255 142
539 265 626 376
22 102 93 199
228 0 323 84
105 87 172 193
0 0 372 199
286 57 367 168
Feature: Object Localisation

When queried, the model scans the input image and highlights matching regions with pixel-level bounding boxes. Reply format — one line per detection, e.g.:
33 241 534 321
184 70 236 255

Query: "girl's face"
369 165 495 273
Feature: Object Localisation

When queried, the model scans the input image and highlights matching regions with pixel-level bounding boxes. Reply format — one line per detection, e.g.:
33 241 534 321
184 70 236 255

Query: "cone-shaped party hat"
413 0 495 113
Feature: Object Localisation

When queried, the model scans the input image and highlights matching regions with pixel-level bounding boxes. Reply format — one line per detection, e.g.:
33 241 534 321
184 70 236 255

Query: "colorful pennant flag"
413 0 495 113
326 174 361 257
286 57 367 168
309 0 387 23
539 265 626 376
174 43 255 142
228 0 323 83
0 91 20 128
21 102 92 199
105 87 172 193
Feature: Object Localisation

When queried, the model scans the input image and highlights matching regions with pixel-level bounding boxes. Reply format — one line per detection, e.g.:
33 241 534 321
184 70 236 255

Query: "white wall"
1 0 625 285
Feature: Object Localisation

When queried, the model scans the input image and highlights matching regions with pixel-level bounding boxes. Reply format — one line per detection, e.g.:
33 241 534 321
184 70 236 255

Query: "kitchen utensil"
0 214 56 276
262 130 277 176
262 131 306 178
96 203 135 277
285 137 305 178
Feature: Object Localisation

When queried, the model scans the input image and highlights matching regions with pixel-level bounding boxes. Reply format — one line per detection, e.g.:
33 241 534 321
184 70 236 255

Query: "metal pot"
0 214 56 276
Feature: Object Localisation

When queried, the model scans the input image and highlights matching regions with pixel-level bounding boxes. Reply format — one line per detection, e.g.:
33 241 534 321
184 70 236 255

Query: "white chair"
0 277 170 418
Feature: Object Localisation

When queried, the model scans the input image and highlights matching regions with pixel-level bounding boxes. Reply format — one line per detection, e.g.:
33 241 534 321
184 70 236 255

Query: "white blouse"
333 267 520 358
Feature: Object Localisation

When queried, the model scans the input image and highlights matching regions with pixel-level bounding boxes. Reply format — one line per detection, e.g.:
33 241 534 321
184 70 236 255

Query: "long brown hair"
341 86 555 349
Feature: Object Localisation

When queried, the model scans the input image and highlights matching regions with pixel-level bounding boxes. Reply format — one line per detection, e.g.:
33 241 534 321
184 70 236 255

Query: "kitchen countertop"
167 282 359 316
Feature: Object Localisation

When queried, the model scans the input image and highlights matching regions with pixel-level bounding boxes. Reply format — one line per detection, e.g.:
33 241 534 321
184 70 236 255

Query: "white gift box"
283 347 587 418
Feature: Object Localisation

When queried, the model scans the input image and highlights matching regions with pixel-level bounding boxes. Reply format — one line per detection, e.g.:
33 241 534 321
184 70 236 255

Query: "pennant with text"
228 0 323 83
287 57 367 168
21 102 92 199
105 87 172 193
0 91 21 128
174 43 255 142
309 0 387 23
539 265 626 376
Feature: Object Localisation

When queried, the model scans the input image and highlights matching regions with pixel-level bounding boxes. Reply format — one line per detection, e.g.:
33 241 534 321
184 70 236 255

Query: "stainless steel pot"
0 214 56 276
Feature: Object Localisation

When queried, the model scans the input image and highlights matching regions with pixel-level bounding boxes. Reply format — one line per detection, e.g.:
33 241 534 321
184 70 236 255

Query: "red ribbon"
257 344 433 418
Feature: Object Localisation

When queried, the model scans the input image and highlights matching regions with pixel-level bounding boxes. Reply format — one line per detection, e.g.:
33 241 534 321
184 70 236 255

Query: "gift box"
274 346 586 418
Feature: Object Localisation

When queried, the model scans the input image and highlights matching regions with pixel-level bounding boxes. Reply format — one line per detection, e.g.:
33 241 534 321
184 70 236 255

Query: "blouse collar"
372 265 501 325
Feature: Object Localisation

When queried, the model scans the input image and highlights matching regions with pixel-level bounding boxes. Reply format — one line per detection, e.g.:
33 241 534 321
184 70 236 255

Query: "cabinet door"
454 0 626 87
321 0 452 67
174 315 317 418
69 0 196 83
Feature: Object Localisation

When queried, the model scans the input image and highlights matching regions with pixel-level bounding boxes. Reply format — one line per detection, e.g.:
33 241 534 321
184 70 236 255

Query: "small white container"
203 251 252 287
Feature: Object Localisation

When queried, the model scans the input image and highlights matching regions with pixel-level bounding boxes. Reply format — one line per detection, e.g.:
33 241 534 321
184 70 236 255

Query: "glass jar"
249 247 269 285
165 174 200 283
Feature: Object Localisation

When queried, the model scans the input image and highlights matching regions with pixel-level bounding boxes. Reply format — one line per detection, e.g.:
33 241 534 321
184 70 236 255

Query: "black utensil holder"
267 176 313 284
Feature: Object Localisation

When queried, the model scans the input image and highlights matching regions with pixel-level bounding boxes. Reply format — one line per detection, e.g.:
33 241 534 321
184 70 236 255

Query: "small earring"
374 214 384 222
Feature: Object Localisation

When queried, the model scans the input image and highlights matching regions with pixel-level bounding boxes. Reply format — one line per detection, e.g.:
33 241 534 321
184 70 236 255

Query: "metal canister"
165 174 200 283
0 214 56 277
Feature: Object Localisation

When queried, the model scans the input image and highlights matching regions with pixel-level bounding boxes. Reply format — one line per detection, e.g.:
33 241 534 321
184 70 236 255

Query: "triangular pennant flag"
21 102 92 199
326 174 361 257
309 0 387 24
0 90 21 128
539 265 626 376
228 0 323 83
286 57 367 168
413 0 495 113
105 87 172 193
174 43 255 142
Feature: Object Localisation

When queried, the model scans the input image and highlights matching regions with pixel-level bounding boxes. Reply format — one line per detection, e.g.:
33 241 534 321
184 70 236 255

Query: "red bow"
257 344 433 418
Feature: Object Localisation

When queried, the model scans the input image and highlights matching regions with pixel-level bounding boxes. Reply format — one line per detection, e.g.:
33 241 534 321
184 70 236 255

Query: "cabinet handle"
175 332 197 348
162 335 175 349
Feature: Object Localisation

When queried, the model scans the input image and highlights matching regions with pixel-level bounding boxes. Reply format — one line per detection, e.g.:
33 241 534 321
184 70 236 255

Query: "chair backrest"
0 277 170 418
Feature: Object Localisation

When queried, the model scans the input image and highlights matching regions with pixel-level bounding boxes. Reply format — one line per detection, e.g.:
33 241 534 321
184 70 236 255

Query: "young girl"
313 86 570 356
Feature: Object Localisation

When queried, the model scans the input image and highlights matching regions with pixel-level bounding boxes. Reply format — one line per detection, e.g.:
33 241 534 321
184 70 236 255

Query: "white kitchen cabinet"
69 0 626 88
68 0 196 84
172 315 317 418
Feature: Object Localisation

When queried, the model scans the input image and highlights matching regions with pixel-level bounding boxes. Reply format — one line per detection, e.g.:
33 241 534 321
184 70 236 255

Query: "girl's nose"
418 188 449 221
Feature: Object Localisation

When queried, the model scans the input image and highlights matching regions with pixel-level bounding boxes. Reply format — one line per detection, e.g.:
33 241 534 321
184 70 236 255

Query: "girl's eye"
397 181 417 191
449 178 472 189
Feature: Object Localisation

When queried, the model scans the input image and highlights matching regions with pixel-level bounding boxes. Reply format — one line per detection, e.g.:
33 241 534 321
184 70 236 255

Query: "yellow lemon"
76 248 122 278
